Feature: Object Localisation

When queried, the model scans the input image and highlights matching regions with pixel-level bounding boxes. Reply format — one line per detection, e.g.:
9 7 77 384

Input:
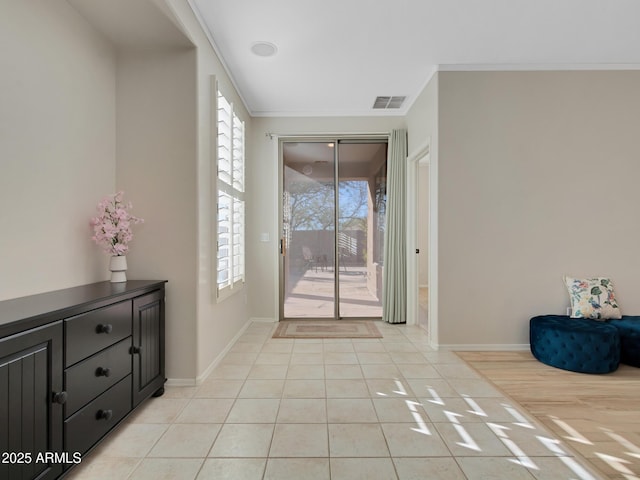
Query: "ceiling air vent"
373 96 406 109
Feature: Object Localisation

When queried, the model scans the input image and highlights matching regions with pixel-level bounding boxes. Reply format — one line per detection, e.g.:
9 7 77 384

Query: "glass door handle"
280 238 286 256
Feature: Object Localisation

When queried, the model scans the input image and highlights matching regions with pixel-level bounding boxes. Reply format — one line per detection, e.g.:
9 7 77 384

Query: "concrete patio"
284 266 382 318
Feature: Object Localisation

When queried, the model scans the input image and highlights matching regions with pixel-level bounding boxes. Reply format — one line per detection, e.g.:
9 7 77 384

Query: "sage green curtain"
382 129 407 324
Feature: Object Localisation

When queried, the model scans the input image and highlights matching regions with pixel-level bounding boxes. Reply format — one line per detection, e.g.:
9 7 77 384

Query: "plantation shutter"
231 112 245 285
216 89 245 296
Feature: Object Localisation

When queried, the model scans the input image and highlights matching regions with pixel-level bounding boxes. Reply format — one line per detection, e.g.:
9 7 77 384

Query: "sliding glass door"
282 142 336 318
281 139 387 319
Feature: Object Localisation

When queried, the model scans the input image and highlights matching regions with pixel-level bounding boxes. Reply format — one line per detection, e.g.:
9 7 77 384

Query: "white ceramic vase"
109 255 127 283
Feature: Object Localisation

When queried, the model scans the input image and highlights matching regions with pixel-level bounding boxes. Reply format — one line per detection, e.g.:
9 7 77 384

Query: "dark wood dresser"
0 280 167 480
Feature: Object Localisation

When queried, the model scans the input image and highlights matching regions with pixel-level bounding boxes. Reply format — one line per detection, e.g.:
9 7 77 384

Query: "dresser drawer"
65 300 131 367
64 375 132 455
64 337 132 417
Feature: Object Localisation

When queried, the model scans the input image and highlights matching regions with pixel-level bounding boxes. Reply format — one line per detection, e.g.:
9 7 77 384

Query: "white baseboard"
439 343 530 352
164 378 197 387
250 317 277 323
165 324 531 386
165 318 254 387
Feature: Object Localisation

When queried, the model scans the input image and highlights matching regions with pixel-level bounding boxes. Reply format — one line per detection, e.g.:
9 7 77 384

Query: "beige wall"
165 0 251 381
247 116 405 321
116 48 199 380
0 0 116 301
436 71 640 347
406 73 439 161
1 0 252 382
8 2 639 366
115 0 252 381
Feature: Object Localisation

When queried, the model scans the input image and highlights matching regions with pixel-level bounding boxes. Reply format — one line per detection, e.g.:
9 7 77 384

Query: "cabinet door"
0 322 63 480
132 290 165 406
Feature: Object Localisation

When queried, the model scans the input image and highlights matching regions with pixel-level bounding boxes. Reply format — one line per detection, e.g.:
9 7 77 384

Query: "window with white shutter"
216 89 245 298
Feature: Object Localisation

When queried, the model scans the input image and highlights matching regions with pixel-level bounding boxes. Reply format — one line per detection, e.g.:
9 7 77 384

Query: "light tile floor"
66 322 605 480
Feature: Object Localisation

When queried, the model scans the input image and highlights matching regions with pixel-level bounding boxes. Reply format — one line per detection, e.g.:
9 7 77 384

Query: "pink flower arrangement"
90 192 143 256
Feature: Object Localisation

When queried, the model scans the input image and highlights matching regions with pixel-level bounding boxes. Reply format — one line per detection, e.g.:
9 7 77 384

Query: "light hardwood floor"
457 351 640 480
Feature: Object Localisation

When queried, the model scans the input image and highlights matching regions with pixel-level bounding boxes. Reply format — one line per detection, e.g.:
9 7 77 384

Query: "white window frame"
214 82 245 301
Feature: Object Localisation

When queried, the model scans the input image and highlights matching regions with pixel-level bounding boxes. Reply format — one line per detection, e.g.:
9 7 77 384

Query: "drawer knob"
96 367 111 377
96 323 113 334
96 409 113 421
52 391 68 405
130 345 142 355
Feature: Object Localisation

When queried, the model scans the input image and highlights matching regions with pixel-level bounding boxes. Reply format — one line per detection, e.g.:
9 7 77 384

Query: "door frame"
406 137 438 347
277 134 389 321
279 136 338 321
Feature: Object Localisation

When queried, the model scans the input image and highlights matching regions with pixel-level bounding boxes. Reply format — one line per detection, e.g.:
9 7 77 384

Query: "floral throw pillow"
564 276 622 320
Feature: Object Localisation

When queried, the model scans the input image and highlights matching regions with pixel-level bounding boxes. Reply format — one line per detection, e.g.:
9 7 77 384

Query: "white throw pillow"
564 276 622 320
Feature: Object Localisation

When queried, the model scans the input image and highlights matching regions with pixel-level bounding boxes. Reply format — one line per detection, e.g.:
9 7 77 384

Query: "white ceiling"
189 0 640 117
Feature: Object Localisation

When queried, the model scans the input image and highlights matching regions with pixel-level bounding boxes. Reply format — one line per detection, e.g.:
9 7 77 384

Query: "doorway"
280 139 388 320
417 162 429 331
406 138 434 343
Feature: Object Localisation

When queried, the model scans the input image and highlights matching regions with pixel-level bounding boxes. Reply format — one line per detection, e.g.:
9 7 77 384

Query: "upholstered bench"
530 315 620 374
608 316 640 367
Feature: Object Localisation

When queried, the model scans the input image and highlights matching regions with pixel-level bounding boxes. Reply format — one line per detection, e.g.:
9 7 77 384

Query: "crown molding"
438 63 640 72
250 108 408 118
186 0 252 115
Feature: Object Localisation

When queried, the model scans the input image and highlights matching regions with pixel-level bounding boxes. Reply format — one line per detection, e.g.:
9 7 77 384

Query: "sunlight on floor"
550 417 640 479
66 321 610 480
457 350 640 480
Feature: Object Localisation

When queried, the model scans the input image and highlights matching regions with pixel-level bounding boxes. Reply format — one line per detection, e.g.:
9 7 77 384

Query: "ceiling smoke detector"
373 96 406 109
251 41 278 57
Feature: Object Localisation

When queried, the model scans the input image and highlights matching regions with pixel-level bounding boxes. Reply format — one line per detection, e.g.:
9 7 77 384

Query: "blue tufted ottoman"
608 316 640 367
530 315 620 374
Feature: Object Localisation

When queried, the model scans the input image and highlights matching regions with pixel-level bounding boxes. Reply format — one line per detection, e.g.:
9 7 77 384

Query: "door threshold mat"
273 320 382 339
